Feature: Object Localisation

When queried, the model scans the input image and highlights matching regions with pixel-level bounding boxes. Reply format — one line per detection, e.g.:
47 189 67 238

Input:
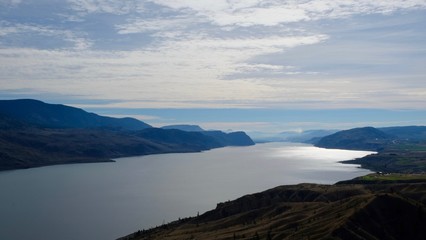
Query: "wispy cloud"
116 17 198 34
0 21 92 50
68 0 145 15
149 0 426 27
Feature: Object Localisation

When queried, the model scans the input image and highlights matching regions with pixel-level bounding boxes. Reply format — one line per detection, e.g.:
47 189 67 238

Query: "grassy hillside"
338 173 426 184
120 181 426 240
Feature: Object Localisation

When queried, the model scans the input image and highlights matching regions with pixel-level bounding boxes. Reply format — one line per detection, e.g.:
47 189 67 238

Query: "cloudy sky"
1 0 425 132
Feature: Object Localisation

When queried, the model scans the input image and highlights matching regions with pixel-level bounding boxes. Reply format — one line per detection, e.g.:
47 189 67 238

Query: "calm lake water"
0 142 373 240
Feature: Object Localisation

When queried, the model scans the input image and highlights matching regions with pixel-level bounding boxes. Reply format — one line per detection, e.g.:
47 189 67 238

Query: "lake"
0 142 373 240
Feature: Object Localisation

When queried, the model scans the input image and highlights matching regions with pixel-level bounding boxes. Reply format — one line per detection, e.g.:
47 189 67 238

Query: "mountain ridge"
161 124 205 132
0 99 152 130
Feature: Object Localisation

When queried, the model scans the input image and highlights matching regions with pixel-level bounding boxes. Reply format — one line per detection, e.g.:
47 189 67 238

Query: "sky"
0 0 425 133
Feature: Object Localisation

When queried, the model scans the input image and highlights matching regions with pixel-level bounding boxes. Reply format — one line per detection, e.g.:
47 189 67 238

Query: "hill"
120 180 426 240
341 142 426 173
315 126 426 152
379 126 426 141
314 126 426 173
315 127 392 151
0 99 152 130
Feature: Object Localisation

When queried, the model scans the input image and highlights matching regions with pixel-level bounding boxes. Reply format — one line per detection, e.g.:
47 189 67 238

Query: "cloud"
149 0 426 27
116 17 198 34
234 64 295 72
1 20 425 110
68 0 145 15
0 21 92 50
213 6 309 26
0 32 328 107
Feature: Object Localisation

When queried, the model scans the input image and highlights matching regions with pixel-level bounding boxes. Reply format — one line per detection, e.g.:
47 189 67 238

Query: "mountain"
0 99 151 130
202 131 255 146
121 179 426 240
161 124 205 132
315 127 392 151
160 125 255 146
0 99 255 170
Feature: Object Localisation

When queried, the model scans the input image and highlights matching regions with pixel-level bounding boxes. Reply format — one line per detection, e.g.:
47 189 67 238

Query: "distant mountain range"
0 99 254 171
248 129 338 143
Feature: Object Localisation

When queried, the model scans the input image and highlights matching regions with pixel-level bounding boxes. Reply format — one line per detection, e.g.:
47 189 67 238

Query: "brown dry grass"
121 182 426 240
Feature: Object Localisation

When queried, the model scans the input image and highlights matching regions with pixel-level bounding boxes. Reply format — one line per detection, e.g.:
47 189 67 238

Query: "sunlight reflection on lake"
0 142 374 240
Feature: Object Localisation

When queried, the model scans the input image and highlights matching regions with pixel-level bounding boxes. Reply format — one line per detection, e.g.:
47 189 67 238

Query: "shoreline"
119 142 426 239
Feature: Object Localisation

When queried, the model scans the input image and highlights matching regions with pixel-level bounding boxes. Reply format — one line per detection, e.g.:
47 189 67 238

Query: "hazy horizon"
1 0 425 131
